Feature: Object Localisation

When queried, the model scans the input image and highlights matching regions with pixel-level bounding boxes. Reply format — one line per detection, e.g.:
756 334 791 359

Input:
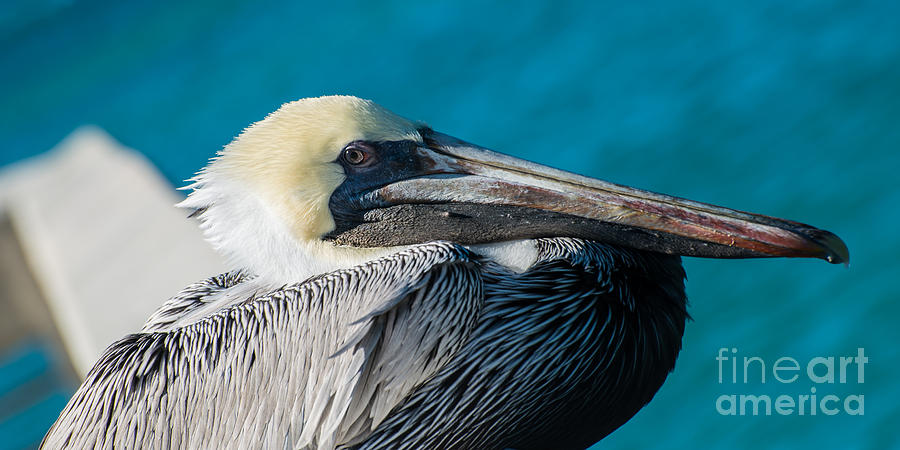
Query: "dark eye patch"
329 139 427 233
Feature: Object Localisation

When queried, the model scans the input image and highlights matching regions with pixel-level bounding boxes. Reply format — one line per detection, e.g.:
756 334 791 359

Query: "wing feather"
43 242 482 450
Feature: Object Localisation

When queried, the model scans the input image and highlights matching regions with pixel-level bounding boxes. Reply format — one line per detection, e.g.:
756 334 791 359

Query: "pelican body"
44 96 847 449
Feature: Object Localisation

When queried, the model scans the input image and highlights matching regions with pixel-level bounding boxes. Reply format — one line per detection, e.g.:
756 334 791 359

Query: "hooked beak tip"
816 229 850 265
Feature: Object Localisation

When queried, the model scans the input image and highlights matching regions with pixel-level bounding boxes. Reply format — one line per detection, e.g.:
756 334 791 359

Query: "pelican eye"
341 143 374 167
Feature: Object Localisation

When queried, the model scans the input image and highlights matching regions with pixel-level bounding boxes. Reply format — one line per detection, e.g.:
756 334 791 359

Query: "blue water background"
1 1 898 448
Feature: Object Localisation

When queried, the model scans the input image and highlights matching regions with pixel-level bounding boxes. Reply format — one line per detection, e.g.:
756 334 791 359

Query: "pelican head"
180 95 848 282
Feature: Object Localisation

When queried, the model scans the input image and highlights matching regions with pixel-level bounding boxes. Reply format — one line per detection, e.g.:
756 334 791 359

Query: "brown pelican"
43 96 848 449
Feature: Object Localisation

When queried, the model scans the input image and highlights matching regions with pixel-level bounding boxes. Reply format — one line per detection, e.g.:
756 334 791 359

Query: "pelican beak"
328 130 849 264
